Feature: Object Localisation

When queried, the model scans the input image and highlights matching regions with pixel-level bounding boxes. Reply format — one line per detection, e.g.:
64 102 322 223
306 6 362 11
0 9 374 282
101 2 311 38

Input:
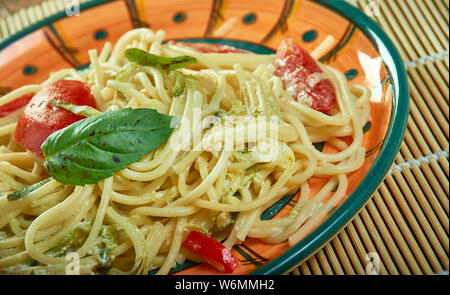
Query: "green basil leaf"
172 72 186 97
7 178 52 201
166 57 198 71
125 48 197 71
49 100 101 118
41 108 176 186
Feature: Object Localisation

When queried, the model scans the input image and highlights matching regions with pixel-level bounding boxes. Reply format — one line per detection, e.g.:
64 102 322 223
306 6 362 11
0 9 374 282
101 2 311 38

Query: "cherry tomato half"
275 39 336 114
14 80 97 156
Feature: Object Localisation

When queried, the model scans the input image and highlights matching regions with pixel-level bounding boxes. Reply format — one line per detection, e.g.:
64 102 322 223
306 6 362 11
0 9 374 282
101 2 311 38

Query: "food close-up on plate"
4 0 445 277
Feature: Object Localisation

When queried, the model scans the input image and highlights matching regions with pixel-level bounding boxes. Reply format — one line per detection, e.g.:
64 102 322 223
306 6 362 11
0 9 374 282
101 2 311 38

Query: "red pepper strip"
0 94 34 118
183 231 240 273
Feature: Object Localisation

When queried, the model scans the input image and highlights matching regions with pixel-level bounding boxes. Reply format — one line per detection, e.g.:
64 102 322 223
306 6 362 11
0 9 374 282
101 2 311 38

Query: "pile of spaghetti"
0 28 370 275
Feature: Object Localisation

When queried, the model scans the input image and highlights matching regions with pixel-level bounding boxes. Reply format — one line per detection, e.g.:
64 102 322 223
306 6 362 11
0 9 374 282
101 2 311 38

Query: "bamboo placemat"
0 0 448 275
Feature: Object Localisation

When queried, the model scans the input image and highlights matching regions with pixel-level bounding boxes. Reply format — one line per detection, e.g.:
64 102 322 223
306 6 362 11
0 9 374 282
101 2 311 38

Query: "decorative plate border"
0 0 409 275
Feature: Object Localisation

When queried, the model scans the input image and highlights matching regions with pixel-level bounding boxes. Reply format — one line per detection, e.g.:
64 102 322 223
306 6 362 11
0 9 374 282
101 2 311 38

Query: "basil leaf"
41 108 176 186
166 57 198 71
7 178 52 201
125 48 197 71
172 72 186 97
49 100 101 118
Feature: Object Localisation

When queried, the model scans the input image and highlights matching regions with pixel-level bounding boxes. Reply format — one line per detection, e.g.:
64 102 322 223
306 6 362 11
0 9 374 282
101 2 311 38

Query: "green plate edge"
0 0 410 275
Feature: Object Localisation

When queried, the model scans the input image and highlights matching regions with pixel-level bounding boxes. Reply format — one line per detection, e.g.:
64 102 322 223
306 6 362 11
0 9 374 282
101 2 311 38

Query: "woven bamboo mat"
0 0 449 275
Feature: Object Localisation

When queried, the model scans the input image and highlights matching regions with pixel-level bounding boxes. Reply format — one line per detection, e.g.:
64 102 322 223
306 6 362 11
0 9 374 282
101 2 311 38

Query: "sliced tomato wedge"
169 41 248 53
275 39 336 114
14 80 97 156
183 231 240 273
0 94 34 118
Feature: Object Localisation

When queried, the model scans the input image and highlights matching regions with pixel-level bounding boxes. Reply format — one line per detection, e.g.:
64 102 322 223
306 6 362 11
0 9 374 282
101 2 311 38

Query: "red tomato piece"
183 231 240 273
275 39 336 114
0 94 34 118
14 80 97 156
169 41 248 53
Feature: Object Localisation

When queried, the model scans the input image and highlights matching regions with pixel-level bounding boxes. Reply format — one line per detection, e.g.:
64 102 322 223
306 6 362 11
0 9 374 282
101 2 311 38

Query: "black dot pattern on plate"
242 12 257 24
302 29 318 42
173 11 187 23
94 29 108 40
23 65 37 75
344 69 359 80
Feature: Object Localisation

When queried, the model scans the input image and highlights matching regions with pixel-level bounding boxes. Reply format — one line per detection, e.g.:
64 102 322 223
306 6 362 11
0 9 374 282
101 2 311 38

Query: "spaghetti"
0 28 370 275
